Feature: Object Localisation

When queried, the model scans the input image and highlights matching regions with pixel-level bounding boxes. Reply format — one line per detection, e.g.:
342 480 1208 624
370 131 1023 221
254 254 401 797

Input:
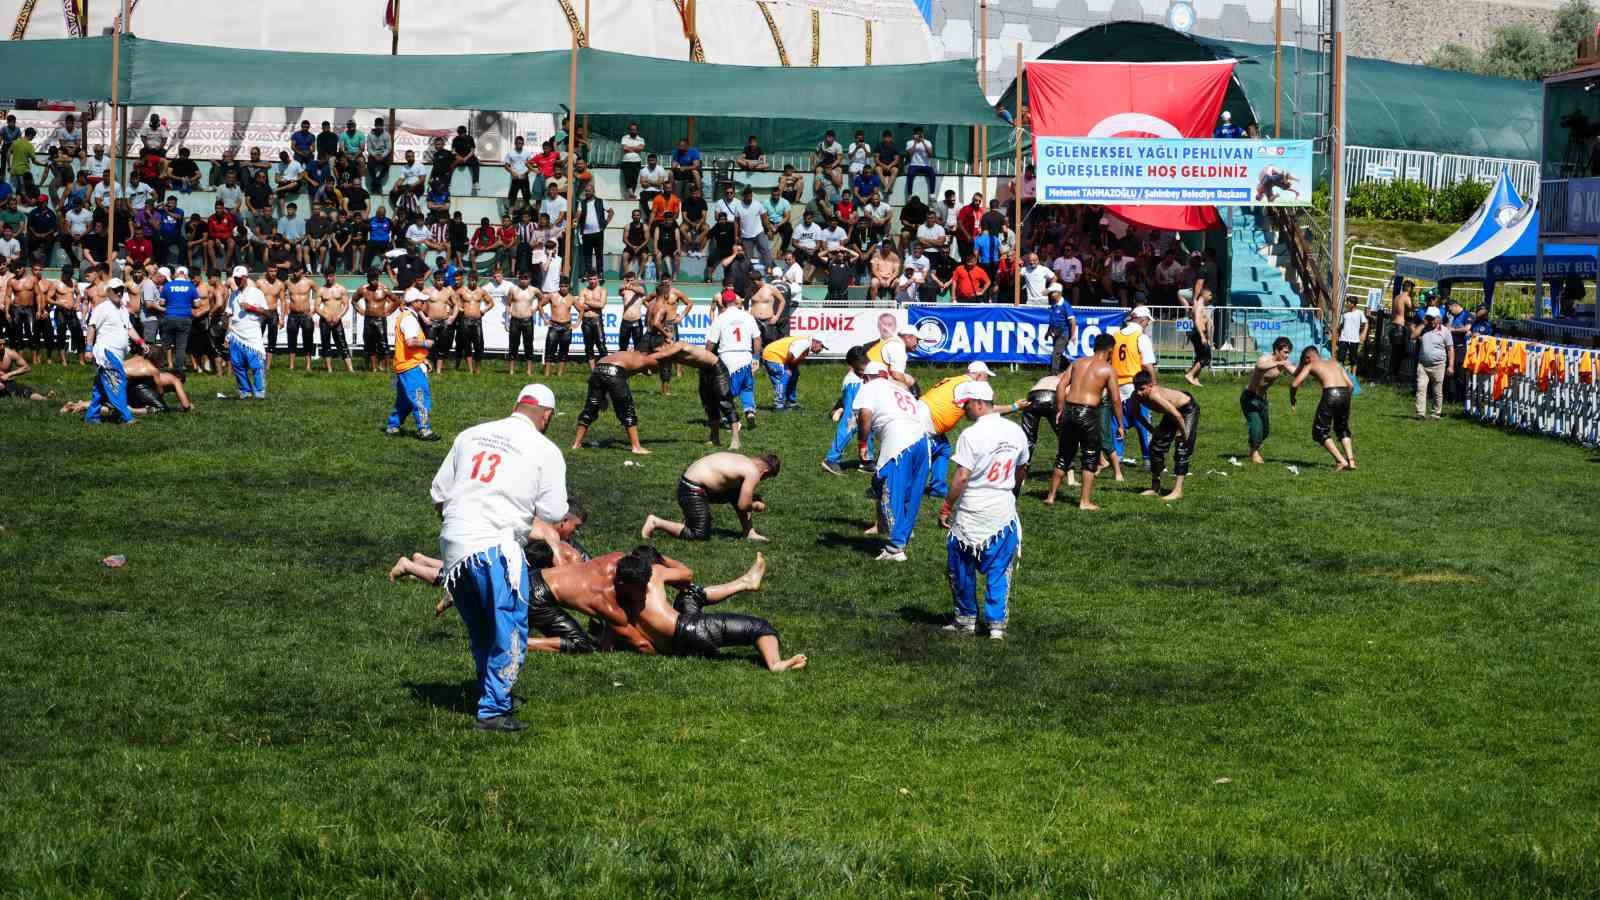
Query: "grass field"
3 356 1599 897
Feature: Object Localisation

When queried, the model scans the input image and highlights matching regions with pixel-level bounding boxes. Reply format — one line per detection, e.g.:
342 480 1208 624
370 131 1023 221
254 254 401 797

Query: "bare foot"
742 553 767 591
863 524 879 536
434 594 453 618
1078 501 1100 511
1347 461 1358 470
772 654 808 672
641 516 657 540
1140 489 1159 496
1067 475 1080 487
570 443 583 451
388 557 407 582
1250 452 1264 464
1043 495 1057 506
746 530 769 542
631 446 652 455
1113 473 1124 482
1162 490 1183 501
730 436 741 450
1333 461 1349 472
1184 374 1202 387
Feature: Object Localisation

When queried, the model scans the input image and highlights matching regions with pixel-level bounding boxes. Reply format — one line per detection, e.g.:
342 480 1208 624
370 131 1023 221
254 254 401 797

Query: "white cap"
1424 306 1441 319
156 267 171 279
1221 111 1232 121
1048 285 1063 295
106 277 125 290
954 381 995 404
1130 305 1152 319
405 286 429 304
516 383 556 409
896 324 918 337
966 361 995 377
863 362 887 377
231 265 250 278
174 266 189 278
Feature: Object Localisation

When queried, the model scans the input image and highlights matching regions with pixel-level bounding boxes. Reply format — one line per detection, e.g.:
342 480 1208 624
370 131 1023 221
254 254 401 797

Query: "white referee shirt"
950 411 1029 548
855 376 926 465
88 299 132 365
431 414 570 571
705 307 759 370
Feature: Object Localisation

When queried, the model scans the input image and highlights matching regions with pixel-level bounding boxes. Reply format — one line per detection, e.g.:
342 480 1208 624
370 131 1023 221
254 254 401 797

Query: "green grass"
3 359 1599 897
1346 218 1460 253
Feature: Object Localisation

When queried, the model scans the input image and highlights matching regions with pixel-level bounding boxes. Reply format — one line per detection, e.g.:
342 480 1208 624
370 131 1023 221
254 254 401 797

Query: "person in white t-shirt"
83 278 145 423
704 293 761 427
1337 297 1368 368
1019 252 1056 305
938 380 1028 638
903 127 936 202
225 265 272 398
855 362 931 561
429 383 567 732
880 323 918 391
504 136 535 211
619 123 646 200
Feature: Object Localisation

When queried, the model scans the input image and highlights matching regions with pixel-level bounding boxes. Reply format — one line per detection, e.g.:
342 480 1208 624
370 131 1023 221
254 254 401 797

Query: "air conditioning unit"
472 110 511 160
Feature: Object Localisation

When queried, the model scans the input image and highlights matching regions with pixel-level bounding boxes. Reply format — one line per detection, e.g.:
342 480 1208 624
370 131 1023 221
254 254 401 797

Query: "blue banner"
1036 137 1314 206
907 305 1128 365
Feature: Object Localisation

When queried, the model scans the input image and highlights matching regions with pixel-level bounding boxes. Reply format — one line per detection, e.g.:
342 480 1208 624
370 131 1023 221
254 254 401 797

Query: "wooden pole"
979 0 988 199
105 0 128 269
1273 0 1282 138
582 0 590 140
388 0 400 163
1012 43 1023 306
1328 0 1347 316
562 33 578 278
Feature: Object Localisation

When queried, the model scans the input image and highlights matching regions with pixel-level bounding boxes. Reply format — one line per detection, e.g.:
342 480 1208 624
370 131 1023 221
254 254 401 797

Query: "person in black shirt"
341 176 370 217
244 171 274 231
719 243 757 298
26 204 58 266
211 149 243 188
621 209 650 277
327 210 358 274
824 248 859 301
450 126 480 196
167 148 201 194
447 211 470 266
979 199 1007 237
315 121 340 160
705 212 736 284
681 184 709 256
306 208 334 275
899 195 928 251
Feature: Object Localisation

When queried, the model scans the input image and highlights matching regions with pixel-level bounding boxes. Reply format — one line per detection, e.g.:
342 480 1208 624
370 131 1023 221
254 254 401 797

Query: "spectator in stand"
211 169 244 214
22 196 56 266
403 215 430 255
573 158 594 196
814 130 845 190
340 171 371 216
973 227 1002 292
277 201 308 271
124 226 153 268
846 130 873 181
1019 251 1057 306
904 128 936 202
576 183 612 280
955 193 983 261
897 193 927 252
290 120 316 166
778 163 804 204
736 135 769 172
315 121 340 161
1214 111 1244 140
244 169 274 233
426 177 452 217
504 135 534 211
861 191 892 247
366 117 393 194
705 211 737 284
62 196 93 268
391 149 427 211
731 186 772 269
764 185 793 256
450 125 481 196
306 206 334 274
529 212 558 286
539 180 569 232
0 222 19 264
622 208 650 278
670 137 702 197
471 215 500 270
638 151 669 217
619 122 646 200
495 214 519 274
306 153 336 206
141 114 170 157
240 145 270 186
9 128 38 198
0 115 20 167
951 252 992 303
426 135 452 187
328 209 358 274
916 209 950 277
529 139 559 201
1019 163 1037 219
338 120 366 183
49 114 84 159
273 150 304 215
203 200 238 272
83 144 110 188
980 199 1008 238
651 196 683 278
851 165 884 209
1153 248 1184 305
792 209 822 281
681 182 710 258
364 205 394 272
513 209 537 278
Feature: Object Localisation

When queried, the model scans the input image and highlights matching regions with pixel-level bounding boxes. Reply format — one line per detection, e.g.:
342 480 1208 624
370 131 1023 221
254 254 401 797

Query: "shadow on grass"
896 605 947 627
405 680 477 715
815 531 882 553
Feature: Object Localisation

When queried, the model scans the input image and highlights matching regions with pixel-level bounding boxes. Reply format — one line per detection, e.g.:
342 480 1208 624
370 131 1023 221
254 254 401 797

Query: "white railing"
1345 145 1538 196
1343 243 1536 311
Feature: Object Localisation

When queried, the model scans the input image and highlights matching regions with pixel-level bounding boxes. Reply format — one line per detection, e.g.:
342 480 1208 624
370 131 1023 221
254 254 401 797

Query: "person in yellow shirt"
760 334 825 411
921 361 993 497
385 287 439 441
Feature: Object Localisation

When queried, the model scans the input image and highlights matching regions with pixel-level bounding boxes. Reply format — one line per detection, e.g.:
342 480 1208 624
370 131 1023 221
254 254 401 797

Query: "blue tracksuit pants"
947 519 1020 625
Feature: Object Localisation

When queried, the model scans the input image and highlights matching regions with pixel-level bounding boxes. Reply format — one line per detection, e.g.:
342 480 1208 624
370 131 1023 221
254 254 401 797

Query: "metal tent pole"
1012 43 1023 306
1327 0 1347 313
105 0 129 268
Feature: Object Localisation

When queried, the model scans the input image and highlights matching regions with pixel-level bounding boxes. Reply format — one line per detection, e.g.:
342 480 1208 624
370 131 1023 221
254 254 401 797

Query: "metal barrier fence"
1345 145 1538 196
1343 243 1534 311
1135 304 1330 370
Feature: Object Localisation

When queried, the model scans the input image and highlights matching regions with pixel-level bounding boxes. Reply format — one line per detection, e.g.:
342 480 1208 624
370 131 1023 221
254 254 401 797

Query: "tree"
1427 0 1595 80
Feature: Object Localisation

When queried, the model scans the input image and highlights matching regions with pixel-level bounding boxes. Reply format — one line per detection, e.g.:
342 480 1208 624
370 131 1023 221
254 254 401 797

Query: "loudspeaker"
473 110 510 160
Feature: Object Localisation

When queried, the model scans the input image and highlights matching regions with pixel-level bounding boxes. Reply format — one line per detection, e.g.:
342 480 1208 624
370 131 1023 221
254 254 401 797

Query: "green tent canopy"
0 35 1000 157
993 21 1540 162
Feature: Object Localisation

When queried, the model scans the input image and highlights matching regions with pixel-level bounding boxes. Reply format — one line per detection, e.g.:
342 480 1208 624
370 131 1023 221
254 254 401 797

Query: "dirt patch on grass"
1364 570 1481 585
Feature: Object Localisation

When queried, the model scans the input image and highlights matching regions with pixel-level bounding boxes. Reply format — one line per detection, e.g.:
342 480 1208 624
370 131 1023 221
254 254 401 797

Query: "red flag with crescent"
1026 59 1236 232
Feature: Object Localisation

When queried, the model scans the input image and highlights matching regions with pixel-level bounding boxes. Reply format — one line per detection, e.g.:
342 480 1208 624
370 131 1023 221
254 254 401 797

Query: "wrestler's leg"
701 553 766 602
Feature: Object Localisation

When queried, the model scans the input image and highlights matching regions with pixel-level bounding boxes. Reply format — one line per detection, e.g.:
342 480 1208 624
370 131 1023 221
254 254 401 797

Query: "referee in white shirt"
429 384 568 733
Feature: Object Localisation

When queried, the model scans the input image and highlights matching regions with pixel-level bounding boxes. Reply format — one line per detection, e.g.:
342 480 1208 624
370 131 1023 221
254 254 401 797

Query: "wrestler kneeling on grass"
611 545 804 671
641 450 780 542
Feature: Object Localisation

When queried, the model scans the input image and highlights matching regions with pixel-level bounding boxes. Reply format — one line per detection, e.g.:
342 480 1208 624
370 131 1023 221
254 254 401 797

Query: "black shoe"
474 715 528 733
821 459 845 476
417 431 442 442
745 410 757 431
859 460 877 474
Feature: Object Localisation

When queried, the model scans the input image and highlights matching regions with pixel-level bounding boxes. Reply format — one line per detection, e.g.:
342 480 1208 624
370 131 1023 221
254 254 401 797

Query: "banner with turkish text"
907 304 1128 365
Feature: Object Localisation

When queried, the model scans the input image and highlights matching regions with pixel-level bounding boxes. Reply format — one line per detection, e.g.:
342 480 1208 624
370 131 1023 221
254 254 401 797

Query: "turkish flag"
1026 59 1236 232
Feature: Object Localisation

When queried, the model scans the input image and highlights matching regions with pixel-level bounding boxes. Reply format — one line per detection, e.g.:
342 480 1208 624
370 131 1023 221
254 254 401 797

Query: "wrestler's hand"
831 408 842 422
751 499 767 513
434 594 453 618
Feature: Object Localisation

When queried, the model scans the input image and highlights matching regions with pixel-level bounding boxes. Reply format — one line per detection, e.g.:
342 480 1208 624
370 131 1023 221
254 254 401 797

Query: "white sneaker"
942 615 976 635
874 548 907 562
988 628 1006 641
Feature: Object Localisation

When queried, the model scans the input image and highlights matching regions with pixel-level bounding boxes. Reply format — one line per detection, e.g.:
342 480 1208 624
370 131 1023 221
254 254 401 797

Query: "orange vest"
1111 327 1143 385
1580 352 1595 385
922 375 971 435
393 310 429 374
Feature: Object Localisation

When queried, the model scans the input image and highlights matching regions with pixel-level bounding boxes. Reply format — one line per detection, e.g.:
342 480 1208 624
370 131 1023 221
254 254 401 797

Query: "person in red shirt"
834 191 856 227
495 216 519 274
951 251 992 303
471 217 498 269
955 193 983 260
125 231 153 267
531 140 560 197
205 200 237 271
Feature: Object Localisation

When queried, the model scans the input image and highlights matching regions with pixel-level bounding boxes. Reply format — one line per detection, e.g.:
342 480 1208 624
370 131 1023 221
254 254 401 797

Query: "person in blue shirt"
1214 111 1244 139
852 169 884 201
671 138 702 197
1045 285 1078 374
290 120 316 165
1469 303 1495 337
973 230 1002 284
363 208 393 273
1444 297 1473 403
156 196 186 268
158 267 200 374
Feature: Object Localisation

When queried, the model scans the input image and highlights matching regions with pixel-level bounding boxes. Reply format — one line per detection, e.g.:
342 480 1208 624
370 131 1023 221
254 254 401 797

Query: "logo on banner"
913 316 949 352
